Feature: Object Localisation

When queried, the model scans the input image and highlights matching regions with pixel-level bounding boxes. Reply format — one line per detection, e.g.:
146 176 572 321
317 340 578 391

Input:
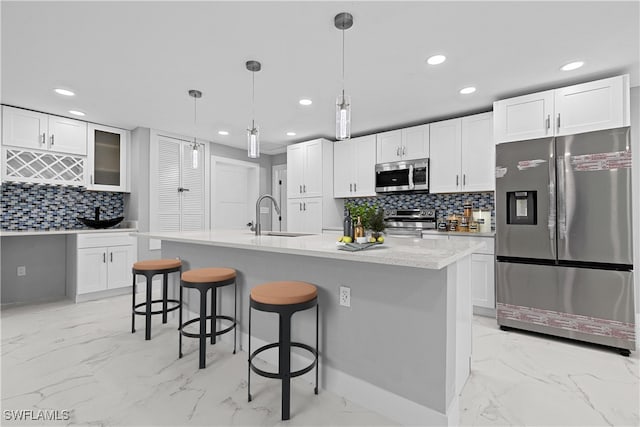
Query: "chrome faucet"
255 194 281 236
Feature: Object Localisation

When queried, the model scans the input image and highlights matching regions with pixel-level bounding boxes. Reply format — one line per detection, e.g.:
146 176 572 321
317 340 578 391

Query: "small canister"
459 216 470 232
437 215 448 232
463 201 473 218
448 214 459 232
469 220 479 233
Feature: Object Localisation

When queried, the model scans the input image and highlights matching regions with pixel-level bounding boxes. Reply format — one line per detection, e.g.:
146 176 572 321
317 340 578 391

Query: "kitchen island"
132 230 483 426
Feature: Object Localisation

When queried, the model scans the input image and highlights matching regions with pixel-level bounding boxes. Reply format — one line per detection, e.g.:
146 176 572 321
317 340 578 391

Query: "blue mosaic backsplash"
1 183 125 230
346 191 495 227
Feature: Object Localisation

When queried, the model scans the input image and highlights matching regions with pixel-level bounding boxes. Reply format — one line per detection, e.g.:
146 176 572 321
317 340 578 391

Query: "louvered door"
181 143 205 230
157 136 181 233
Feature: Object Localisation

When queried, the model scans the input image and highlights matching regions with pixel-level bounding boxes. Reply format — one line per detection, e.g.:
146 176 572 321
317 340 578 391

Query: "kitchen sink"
262 231 315 237
78 216 125 229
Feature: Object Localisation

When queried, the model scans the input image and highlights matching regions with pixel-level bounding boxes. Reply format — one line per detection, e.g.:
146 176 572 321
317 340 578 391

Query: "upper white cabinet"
288 139 323 198
87 124 129 192
430 112 494 193
376 124 429 163
2 106 87 155
333 134 376 198
429 118 461 193
494 75 630 143
493 90 554 143
554 76 629 136
461 112 494 192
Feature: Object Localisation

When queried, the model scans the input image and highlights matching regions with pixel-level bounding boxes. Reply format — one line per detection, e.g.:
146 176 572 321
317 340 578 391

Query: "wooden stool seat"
250 281 317 305
182 267 236 284
133 259 182 271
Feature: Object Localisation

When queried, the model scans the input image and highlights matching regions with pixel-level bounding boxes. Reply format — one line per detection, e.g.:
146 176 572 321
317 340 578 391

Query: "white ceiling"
2 1 639 155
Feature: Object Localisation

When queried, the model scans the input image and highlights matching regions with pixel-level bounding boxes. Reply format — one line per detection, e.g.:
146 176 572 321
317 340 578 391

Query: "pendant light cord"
342 26 345 98
193 94 197 146
252 71 256 129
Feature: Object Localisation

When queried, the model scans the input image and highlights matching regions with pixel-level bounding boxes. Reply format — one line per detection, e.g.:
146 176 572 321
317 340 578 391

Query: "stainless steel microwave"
375 159 429 193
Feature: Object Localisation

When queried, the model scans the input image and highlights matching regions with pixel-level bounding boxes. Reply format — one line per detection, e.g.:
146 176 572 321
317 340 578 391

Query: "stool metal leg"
211 286 217 345
162 272 169 324
247 305 252 402
280 312 292 421
233 280 237 354
179 282 184 358
199 288 208 369
131 272 136 334
315 303 319 395
145 274 152 340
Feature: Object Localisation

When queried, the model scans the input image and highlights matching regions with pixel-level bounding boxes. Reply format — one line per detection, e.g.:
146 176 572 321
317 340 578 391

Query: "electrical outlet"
339 286 351 307
17 266 26 276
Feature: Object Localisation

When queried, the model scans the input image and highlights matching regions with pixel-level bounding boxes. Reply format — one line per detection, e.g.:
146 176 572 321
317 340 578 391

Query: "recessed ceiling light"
459 87 476 95
561 61 584 71
286 132 297 136
54 88 75 96
299 99 313 106
426 55 446 65
68 110 85 116
218 130 229 136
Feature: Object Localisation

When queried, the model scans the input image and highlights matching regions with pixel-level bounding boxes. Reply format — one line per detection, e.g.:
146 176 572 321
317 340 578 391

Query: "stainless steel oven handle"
408 164 414 189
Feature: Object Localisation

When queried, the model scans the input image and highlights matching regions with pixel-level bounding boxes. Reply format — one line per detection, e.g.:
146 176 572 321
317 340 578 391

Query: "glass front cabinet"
87 124 129 192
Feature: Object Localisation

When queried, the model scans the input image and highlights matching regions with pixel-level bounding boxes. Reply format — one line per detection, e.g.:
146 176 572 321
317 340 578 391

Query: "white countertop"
0 227 137 237
422 229 495 238
132 229 484 270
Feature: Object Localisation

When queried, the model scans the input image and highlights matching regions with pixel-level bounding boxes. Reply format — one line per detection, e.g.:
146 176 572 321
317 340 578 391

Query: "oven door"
375 163 411 192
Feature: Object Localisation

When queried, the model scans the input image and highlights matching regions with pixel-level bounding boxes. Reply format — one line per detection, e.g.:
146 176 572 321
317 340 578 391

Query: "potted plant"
344 203 385 239
369 208 386 240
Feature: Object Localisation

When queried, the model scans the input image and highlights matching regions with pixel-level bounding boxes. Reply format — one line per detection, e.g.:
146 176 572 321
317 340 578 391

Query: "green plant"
345 202 381 230
369 208 386 234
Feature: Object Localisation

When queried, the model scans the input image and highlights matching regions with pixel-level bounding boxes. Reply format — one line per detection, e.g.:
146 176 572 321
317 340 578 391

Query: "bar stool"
179 268 238 369
131 259 182 340
247 281 319 421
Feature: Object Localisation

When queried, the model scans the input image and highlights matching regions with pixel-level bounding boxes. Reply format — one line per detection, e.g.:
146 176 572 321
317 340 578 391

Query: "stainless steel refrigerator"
495 127 635 355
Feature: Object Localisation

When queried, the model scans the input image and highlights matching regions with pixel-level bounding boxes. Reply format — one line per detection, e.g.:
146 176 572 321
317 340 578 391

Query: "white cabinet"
68 232 137 301
448 235 495 310
87 124 129 192
493 90 554 143
461 112 494 192
287 138 341 233
430 112 494 193
376 124 429 163
150 134 206 238
430 118 462 193
2 106 87 155
333 135 376 198
287 198 323 234
554 76 629 136
288 139 323 198
494 75 630 143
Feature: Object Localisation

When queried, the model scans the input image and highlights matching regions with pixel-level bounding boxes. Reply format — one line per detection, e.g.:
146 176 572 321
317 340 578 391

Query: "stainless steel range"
383 209 436 237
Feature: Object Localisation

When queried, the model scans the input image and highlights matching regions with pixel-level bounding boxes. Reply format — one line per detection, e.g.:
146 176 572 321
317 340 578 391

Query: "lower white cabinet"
434 234 495 310
67 231 137 301
287 198 322 233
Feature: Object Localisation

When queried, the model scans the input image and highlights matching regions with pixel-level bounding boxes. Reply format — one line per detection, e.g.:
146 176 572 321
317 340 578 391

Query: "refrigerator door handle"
557 155 567 240
548 143 557 259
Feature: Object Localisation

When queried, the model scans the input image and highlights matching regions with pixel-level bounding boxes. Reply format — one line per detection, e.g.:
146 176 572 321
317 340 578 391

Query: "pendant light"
246 60 261 158
335 12 353 141
188 89 202 169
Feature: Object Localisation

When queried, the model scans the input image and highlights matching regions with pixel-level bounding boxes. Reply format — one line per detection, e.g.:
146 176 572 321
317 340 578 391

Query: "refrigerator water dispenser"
506 191 537 225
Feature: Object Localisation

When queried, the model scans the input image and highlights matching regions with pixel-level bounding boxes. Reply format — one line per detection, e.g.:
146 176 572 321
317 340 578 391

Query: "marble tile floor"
1 294 638 426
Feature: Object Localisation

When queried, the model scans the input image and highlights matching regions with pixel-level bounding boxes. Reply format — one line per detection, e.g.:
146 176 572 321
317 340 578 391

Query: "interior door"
556 127 632 265
495 137 555 260
156 137 181 233
181 142 205 231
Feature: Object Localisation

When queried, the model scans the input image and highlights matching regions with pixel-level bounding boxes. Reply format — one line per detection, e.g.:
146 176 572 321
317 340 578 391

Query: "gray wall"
271 152 287 166
1 235 66 304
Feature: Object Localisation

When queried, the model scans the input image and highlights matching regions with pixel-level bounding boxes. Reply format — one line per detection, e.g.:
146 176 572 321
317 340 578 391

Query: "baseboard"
213 329 456 426
473 305 496 318
75 287 130 303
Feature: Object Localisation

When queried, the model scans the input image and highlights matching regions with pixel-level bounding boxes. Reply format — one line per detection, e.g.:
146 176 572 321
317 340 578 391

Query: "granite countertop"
132 229 484 270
